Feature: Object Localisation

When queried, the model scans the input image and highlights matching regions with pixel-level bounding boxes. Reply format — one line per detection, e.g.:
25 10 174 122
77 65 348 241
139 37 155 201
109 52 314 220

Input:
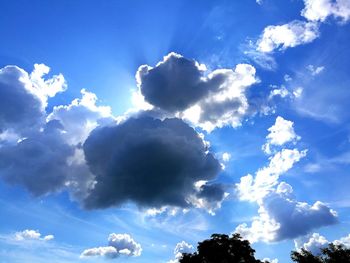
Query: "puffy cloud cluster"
235 117 337 242
262 116 300 154
47 88 114 146
295 232 350 255
80 233 142 259
14 229 54 242
168 241 194 262
135 53 259 132
0 59 230 214
0 65 111 201
237 148 306 202
83 116 223 210
253 0 350 55
302 0 350 22
257 21 319 53
236 182 337 242
0 120 74 196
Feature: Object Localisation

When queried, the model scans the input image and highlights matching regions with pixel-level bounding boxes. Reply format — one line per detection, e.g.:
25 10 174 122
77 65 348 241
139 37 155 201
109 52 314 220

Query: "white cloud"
295 232 350 255
29 63 67 108
222 152 231 162
262 116 300 154
80 233 142 259
48 89 114 145
307 65 325 76
295 233 329 255
174 241 194 260
237 148 306 202
302 0 350 22
80 246 118 258
334 234 350 247
14 229 54 242
183 64 258 132
269 86 290 99
257 20 319 53
236 182 338 243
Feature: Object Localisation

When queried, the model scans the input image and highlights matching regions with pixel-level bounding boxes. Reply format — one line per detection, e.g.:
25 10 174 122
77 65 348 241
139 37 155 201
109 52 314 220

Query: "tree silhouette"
179 233 269 263
291 243 350 263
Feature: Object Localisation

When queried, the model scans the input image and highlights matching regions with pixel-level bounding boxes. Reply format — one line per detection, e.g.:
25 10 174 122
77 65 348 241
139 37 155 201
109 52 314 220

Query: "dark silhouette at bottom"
178 233 350 263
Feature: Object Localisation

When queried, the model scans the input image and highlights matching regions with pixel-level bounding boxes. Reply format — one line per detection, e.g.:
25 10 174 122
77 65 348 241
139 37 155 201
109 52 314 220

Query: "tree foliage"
179 233 268 263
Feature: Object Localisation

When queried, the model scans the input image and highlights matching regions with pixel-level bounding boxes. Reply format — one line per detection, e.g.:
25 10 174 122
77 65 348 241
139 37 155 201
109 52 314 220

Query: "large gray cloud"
0 66 44 133
82 116 221 209
0 120 74 196
137 52 226 112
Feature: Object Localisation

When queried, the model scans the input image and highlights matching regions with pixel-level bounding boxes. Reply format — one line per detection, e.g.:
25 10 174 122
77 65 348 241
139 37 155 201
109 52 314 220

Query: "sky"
0 0 350 262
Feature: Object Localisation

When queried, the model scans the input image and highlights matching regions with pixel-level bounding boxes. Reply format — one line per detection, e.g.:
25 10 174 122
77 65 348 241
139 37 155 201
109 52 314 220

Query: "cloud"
14 229 54 242
48 88 115 146
136 53 259 132
168 241 194 262
294 233 329 255
236 118 337 243
0 66 44 134
80 233 141 259
236 148 307 202
257 20 319 53
137 52 225 112
262 116 300 154
301 0 350 23
222 152 231 162
295 232 350 255
307 65 325 76
236 182 338 242
0 120 75 196
82 116 221 209
188 182 229 215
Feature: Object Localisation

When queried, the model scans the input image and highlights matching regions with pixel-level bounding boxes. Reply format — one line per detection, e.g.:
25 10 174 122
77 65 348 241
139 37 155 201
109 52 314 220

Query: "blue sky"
0 0 350 262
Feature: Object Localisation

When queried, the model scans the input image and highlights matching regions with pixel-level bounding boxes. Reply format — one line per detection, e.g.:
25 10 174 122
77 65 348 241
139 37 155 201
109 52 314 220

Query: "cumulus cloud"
295 232 350 255
294 233 329 255
302 0 350 22
83 116 221 209
137 52 224 112
236 182 338 242
80 233 141 259
0 66 44 134
262 116 300 154
0 120 74 196
257 20 319 53
236 118 337 243
188 182 229 215
237 148 307 202
48 88 115 145
168 241 194 262
135 53 259 132
14 229 54 242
